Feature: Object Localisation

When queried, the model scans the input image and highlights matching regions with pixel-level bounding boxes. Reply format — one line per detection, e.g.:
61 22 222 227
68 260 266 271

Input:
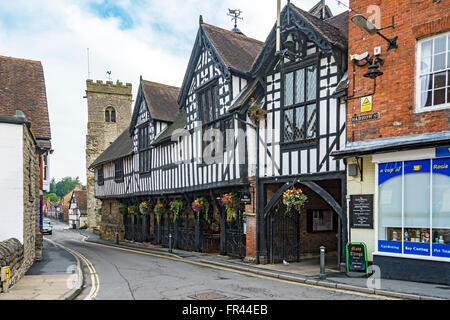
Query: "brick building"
332 0 449 284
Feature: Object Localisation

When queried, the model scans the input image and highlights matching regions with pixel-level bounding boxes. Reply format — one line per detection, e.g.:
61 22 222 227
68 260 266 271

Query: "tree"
54 177 83 197
43 193 60 202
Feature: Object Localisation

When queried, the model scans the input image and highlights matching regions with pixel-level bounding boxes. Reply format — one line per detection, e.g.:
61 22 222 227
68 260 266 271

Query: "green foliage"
50 177 84 197
119 203 127 215
170 200 185 222
43 193 60 202
78 224 88 230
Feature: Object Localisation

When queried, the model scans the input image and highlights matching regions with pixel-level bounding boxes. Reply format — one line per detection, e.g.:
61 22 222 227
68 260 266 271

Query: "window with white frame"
417 31 450 110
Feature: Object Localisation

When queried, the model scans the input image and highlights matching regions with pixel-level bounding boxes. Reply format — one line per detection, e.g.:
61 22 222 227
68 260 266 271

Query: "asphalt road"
47 219 380 301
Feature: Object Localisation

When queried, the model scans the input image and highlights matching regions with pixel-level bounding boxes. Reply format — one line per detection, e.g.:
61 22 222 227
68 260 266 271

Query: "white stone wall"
0 123 24 242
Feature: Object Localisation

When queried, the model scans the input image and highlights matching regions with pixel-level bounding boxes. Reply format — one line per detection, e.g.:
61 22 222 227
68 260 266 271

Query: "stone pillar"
100 199 124 241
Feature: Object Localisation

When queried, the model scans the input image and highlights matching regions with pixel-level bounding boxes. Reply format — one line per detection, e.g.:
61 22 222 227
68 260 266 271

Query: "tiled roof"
0 55 51 149
326 10 349 39
72 190 87 212
141 80 180 122
202 23 264 73
289 3 348 46
152 109 186 145
90 127 133 168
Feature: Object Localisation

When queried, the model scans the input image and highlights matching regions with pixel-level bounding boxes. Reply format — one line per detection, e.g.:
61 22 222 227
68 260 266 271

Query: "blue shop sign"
432 157 450 177
432 244 450 258
404 159 430 174
403 242 430 256
436 146 450 158
378 162 402 185
378 240 402 254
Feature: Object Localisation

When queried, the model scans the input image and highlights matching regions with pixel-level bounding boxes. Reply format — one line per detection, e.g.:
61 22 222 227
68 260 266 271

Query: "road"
46 220 381 300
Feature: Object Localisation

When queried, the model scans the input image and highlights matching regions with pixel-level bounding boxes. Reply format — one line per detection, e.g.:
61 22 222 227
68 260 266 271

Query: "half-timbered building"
246 2 349 265
91 1 350 266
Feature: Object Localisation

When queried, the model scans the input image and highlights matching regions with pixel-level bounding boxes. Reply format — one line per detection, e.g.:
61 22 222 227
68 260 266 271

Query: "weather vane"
227 9 243 31
106 71 112 80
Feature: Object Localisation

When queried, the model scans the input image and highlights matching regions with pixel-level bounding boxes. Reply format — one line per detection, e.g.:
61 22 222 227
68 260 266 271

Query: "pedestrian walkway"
75 230 450 300
0 238 83 300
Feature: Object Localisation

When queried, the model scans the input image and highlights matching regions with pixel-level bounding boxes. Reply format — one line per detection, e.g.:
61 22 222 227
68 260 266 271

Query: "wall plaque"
351 112 380 122
350 194 374 229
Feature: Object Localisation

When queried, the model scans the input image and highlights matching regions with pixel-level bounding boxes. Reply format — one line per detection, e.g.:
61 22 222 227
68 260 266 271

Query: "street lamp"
351 14 398 51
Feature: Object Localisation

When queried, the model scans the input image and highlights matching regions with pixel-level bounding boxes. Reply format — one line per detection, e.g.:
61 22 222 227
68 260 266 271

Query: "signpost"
346 242 368 277
350 194 374 228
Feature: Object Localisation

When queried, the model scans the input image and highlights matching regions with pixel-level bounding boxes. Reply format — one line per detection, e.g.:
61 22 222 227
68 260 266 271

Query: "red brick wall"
245 176 258 260
347 0 449 143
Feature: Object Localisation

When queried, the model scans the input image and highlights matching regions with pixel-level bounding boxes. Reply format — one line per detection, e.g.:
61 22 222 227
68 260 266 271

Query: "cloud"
0 0 348 184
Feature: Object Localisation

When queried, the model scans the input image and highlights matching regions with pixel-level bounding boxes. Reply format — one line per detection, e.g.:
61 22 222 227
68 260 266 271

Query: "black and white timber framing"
90 1 349 263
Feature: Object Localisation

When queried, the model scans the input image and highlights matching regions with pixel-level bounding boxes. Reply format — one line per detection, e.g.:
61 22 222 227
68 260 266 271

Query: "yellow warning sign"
1 266 10 281
361 96 372 112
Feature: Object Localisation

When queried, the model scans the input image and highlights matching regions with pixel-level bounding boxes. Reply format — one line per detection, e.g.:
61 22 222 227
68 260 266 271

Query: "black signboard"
346 242 368 275
240 192 251 205
351 112 380 123
350 194 374 229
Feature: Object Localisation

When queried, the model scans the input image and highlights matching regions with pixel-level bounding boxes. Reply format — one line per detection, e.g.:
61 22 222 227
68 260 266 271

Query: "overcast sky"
0 0 348 184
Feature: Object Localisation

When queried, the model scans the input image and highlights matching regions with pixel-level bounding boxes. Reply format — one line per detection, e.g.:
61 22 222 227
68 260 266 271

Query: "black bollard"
320 246 326 280
168 233 173 253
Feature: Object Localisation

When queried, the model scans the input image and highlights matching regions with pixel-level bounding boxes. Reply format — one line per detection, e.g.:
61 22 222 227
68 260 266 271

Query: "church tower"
85 79 132 231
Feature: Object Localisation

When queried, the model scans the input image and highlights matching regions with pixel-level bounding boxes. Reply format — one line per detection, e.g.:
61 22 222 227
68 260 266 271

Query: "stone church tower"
85 80 132 231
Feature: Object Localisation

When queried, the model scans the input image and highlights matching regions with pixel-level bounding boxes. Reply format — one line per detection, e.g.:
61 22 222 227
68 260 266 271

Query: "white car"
43 223 52 235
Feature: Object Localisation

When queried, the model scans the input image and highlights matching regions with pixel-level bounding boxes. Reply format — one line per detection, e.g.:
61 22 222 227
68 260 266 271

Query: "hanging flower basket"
283 187 308 213
248 104 268 124
127 205 139 215
154 202 166 224
191 197 210 221
140 201 152 214
220 193 241 222
170 200 185 222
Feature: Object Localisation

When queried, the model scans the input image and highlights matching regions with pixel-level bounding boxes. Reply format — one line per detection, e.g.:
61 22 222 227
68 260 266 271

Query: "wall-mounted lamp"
351 14 398 51
363 57 384 79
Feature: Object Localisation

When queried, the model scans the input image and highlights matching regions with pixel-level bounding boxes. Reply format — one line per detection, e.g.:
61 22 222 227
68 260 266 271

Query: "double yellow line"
45 238 99 300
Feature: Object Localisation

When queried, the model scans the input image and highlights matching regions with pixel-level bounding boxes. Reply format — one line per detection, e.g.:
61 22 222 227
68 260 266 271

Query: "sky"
0 0 348 184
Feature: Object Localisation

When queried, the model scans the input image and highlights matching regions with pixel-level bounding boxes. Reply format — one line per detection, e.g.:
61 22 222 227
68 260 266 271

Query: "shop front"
373 149 450 284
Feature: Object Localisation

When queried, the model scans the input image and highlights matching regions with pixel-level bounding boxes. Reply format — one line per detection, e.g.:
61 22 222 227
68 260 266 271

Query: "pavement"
0 237 83 300
1 225 448 300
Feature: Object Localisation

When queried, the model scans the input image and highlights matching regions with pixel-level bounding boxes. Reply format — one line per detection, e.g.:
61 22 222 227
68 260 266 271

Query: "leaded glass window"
283 64 318 142
198 83 218 123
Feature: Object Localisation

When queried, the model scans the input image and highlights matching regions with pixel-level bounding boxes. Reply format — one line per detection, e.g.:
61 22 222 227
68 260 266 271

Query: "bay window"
138 125 150 173
283 65 317 143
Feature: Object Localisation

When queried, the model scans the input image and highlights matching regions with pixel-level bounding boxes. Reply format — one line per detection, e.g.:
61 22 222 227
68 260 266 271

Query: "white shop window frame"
415 31 450 113
373 149 450 262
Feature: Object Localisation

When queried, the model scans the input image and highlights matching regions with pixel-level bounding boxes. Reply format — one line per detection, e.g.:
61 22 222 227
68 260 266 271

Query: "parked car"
43 223 52 235
43 218 51 225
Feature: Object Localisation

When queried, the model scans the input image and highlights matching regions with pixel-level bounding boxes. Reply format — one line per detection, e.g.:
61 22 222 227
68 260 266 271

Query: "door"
267 199 300 263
